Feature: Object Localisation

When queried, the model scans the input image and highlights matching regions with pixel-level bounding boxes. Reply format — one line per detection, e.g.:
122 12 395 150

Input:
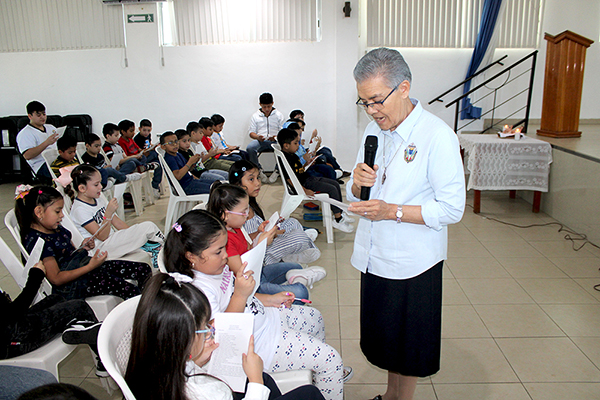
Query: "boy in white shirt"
16 101 59 184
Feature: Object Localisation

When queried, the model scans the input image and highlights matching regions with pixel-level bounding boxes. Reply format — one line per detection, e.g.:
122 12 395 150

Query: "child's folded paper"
241 239 267 300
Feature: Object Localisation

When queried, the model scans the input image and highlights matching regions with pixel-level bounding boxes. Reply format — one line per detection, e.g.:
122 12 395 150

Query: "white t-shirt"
191 267 280 369
17 124 58 173
211 132 228 150
70 196 115 248
185 361 270 400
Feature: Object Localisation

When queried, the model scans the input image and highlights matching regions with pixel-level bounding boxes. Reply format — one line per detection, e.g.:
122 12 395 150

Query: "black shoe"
62 321 101 346
341 171 351 178
95 356 109 377
337 179 345 184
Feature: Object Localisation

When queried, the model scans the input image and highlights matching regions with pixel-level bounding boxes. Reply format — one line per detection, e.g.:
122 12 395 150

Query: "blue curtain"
461 0 503 120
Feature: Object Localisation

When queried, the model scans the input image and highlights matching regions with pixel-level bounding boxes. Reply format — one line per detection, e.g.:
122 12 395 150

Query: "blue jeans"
307 163 336 180
118 158 143 175
0 366 57 400
99 167 127 187
183 178 212 194
140 152 163 189
246 139 277 169
316 147 341 170
257 262 309 302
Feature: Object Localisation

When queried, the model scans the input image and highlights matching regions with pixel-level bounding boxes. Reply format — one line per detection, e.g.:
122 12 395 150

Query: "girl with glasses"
126 273 325 400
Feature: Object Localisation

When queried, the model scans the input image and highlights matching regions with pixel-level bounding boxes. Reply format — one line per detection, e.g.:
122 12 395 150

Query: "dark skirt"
360 261 443 377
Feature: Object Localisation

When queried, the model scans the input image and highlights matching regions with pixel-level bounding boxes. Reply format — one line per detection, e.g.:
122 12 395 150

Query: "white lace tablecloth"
458 134 553 192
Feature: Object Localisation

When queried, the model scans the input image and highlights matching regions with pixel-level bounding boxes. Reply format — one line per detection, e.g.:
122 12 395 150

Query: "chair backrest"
4 208 33 261
75 142 87 162
97 295 140 400
0 227 50 301
41 148 60 181
155 148 188 198
271 144 305 219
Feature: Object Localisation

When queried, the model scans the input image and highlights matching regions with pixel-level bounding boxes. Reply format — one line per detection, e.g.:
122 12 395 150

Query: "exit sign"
127 14 154 23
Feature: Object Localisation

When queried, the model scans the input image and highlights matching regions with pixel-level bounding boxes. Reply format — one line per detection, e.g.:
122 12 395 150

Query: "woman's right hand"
242 335 264 384
352 163 378 189
87 249 107 271
233 269 255 299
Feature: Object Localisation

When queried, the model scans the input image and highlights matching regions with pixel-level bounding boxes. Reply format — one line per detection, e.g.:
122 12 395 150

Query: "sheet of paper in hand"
241 239 267 300
207 312 254 392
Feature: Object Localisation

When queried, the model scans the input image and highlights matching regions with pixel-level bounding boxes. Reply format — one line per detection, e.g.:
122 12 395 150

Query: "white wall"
1 0 598 169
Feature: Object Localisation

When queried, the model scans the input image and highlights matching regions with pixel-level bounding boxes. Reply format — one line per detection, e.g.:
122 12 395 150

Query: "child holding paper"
15 185 150 300
66 165 164 265
206 183 325 299
229 160 322 269
125 273 325 400
164 210 351 400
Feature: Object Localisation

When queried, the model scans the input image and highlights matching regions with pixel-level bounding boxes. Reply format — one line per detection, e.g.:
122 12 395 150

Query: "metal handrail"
428 55 508 105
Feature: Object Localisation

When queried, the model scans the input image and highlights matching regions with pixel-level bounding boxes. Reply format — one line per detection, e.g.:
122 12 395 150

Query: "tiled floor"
1 178 599 400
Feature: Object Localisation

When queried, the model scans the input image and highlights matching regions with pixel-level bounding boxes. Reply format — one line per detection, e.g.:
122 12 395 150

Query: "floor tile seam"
490 336 526 386
566 335 600 372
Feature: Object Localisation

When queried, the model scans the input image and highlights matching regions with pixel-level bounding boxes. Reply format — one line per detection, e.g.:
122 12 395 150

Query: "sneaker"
259 171 269 183
335 169 343 179
144 162 160 172
62 321 101 346
103 177 115 191
153 188 161 199
125 172 142 182
341 212 356 224
332 218 354 233
285 266 327 289
342 366 354 383
268 170 279 183
304 228 318 241
281 248 321 264
95 356 109 378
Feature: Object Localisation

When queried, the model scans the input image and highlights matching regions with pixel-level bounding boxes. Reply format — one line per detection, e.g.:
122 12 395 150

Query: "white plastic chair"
4 209 123 321
155 148 209 233
271 144 334 243
0 235 77 380
98 296 312 400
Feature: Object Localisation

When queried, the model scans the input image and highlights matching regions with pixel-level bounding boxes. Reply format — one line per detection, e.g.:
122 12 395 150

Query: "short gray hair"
353 48 412 89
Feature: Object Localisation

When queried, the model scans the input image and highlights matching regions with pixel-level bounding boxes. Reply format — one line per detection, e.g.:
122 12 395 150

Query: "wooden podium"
537 30 593 138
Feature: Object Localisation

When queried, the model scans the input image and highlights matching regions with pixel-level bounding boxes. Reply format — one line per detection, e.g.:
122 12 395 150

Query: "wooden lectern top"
544 30 594 47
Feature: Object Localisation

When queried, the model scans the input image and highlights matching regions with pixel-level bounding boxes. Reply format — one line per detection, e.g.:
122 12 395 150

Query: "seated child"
82 133 142 186
188 121 233 172
50 136 80 177
277 128 354 234
17 186 151 300
229 160 322 267
160 131 212 195
67 165 165 264
102 123 148 175
175 129 228 182
286 112 349 178
133 119 156 151
207 183 325 300
164 210 350 400
125 273 326 400
118 119 162 196
16 101 59 185
210 114 249 161
287 122 337 181
0 256 102 373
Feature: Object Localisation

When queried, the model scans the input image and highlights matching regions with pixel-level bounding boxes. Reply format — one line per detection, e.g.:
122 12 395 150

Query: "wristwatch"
396 205 403 223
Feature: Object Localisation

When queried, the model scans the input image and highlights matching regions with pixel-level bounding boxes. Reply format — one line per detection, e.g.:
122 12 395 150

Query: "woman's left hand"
348 199 392 221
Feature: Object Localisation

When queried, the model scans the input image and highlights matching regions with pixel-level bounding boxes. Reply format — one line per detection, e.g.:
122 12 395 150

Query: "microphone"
360 135 378 201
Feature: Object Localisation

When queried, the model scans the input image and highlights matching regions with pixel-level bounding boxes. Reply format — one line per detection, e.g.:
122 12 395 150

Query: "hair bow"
168 272 194 286
172 222 182 232
15 184 33 200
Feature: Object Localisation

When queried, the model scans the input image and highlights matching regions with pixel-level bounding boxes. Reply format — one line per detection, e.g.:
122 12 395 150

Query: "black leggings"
2 294 97 359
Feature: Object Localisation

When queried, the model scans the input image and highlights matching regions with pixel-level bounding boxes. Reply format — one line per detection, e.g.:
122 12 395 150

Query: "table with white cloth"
458 134 553 213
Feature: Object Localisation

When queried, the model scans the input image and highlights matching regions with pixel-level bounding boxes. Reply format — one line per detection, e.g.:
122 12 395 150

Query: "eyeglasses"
196 324 215 341
226 208 250 217
164 140 179 146
356 85 399 111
